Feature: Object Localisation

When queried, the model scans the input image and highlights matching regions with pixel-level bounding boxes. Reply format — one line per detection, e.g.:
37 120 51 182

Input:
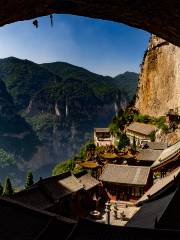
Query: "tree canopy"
25 170 34 189
3 177 13 196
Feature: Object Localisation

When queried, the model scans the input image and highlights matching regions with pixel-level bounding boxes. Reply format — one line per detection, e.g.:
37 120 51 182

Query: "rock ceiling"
0 0 180 46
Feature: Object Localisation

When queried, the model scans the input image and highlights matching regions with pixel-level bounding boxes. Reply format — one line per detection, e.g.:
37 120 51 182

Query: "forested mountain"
0 57 138 184
113 71 139 100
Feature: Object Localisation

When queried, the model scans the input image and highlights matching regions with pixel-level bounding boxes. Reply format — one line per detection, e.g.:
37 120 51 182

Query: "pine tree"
3 177 13 196
0 182 3 195
25 170 34 189
132 135 137 151
118 133 130 150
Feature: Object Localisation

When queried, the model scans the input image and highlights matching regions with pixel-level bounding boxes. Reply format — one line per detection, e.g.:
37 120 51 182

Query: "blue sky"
0 14 150 76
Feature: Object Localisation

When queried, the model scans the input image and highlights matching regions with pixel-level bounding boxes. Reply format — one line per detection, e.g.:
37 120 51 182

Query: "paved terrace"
89 200 139 226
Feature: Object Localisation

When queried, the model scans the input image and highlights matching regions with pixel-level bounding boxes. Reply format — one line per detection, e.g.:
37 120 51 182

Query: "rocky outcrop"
0 1 180 47
135 35 180 117
156 128 180 146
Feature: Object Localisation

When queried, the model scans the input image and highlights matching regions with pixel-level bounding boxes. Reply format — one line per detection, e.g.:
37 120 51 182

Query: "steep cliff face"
24 79 127 170
135 35 180 117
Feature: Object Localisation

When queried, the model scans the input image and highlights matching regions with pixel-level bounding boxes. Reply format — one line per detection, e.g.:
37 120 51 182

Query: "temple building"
9 171 100 219
94 128 115 146
126 122 157 146
151 140 180 176
1 167 180 240
137 167 180 205
127 167 180 230
99 164 152 201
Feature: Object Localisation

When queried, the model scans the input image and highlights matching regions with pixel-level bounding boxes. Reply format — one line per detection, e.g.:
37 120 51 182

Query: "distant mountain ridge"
41 62 139 101
0 57 138 183
114 71 139 100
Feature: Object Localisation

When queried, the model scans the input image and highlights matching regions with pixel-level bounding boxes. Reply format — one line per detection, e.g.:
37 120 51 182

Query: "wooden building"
99 164 152 201
10 171 99 219
2 170 180 240
151 140 180 176
127 167 180 230
94 128 115 147
76 173 100 212
126 122 157 146
137 167 180 205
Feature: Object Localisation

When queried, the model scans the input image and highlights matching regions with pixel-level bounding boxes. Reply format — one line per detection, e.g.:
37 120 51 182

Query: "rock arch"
0 0 180 46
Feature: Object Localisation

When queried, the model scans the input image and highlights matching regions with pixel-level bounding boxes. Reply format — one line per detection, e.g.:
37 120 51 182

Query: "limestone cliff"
135 35 180 117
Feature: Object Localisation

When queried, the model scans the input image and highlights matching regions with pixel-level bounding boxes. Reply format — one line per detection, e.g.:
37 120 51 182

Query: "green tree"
3 177 14 196
25 170 34 189
85 143 96 152
148 131 156 142
78 142 96 160
134 114 151 123
52 159 75 176
85 143 96 160
0 148 15 168
132 135 137 151
109 122 120 136
118 133 130 150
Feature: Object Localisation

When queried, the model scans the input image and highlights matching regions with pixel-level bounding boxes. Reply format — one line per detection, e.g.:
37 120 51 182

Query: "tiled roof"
126 122 157 136
127 177 180 230
137 149 163 162
10 172 99 211
10 185 53 209
35 172 83 201
151 140 180 168
146 142 167 150
58 175 84 192
78 173 99 190
137 167 180 204
99 164 150 186
94 128 110 132
127 190 176 229
10 172 84 209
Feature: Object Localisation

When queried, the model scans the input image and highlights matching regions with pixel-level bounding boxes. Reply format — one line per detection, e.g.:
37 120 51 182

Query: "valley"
0 57 138 184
